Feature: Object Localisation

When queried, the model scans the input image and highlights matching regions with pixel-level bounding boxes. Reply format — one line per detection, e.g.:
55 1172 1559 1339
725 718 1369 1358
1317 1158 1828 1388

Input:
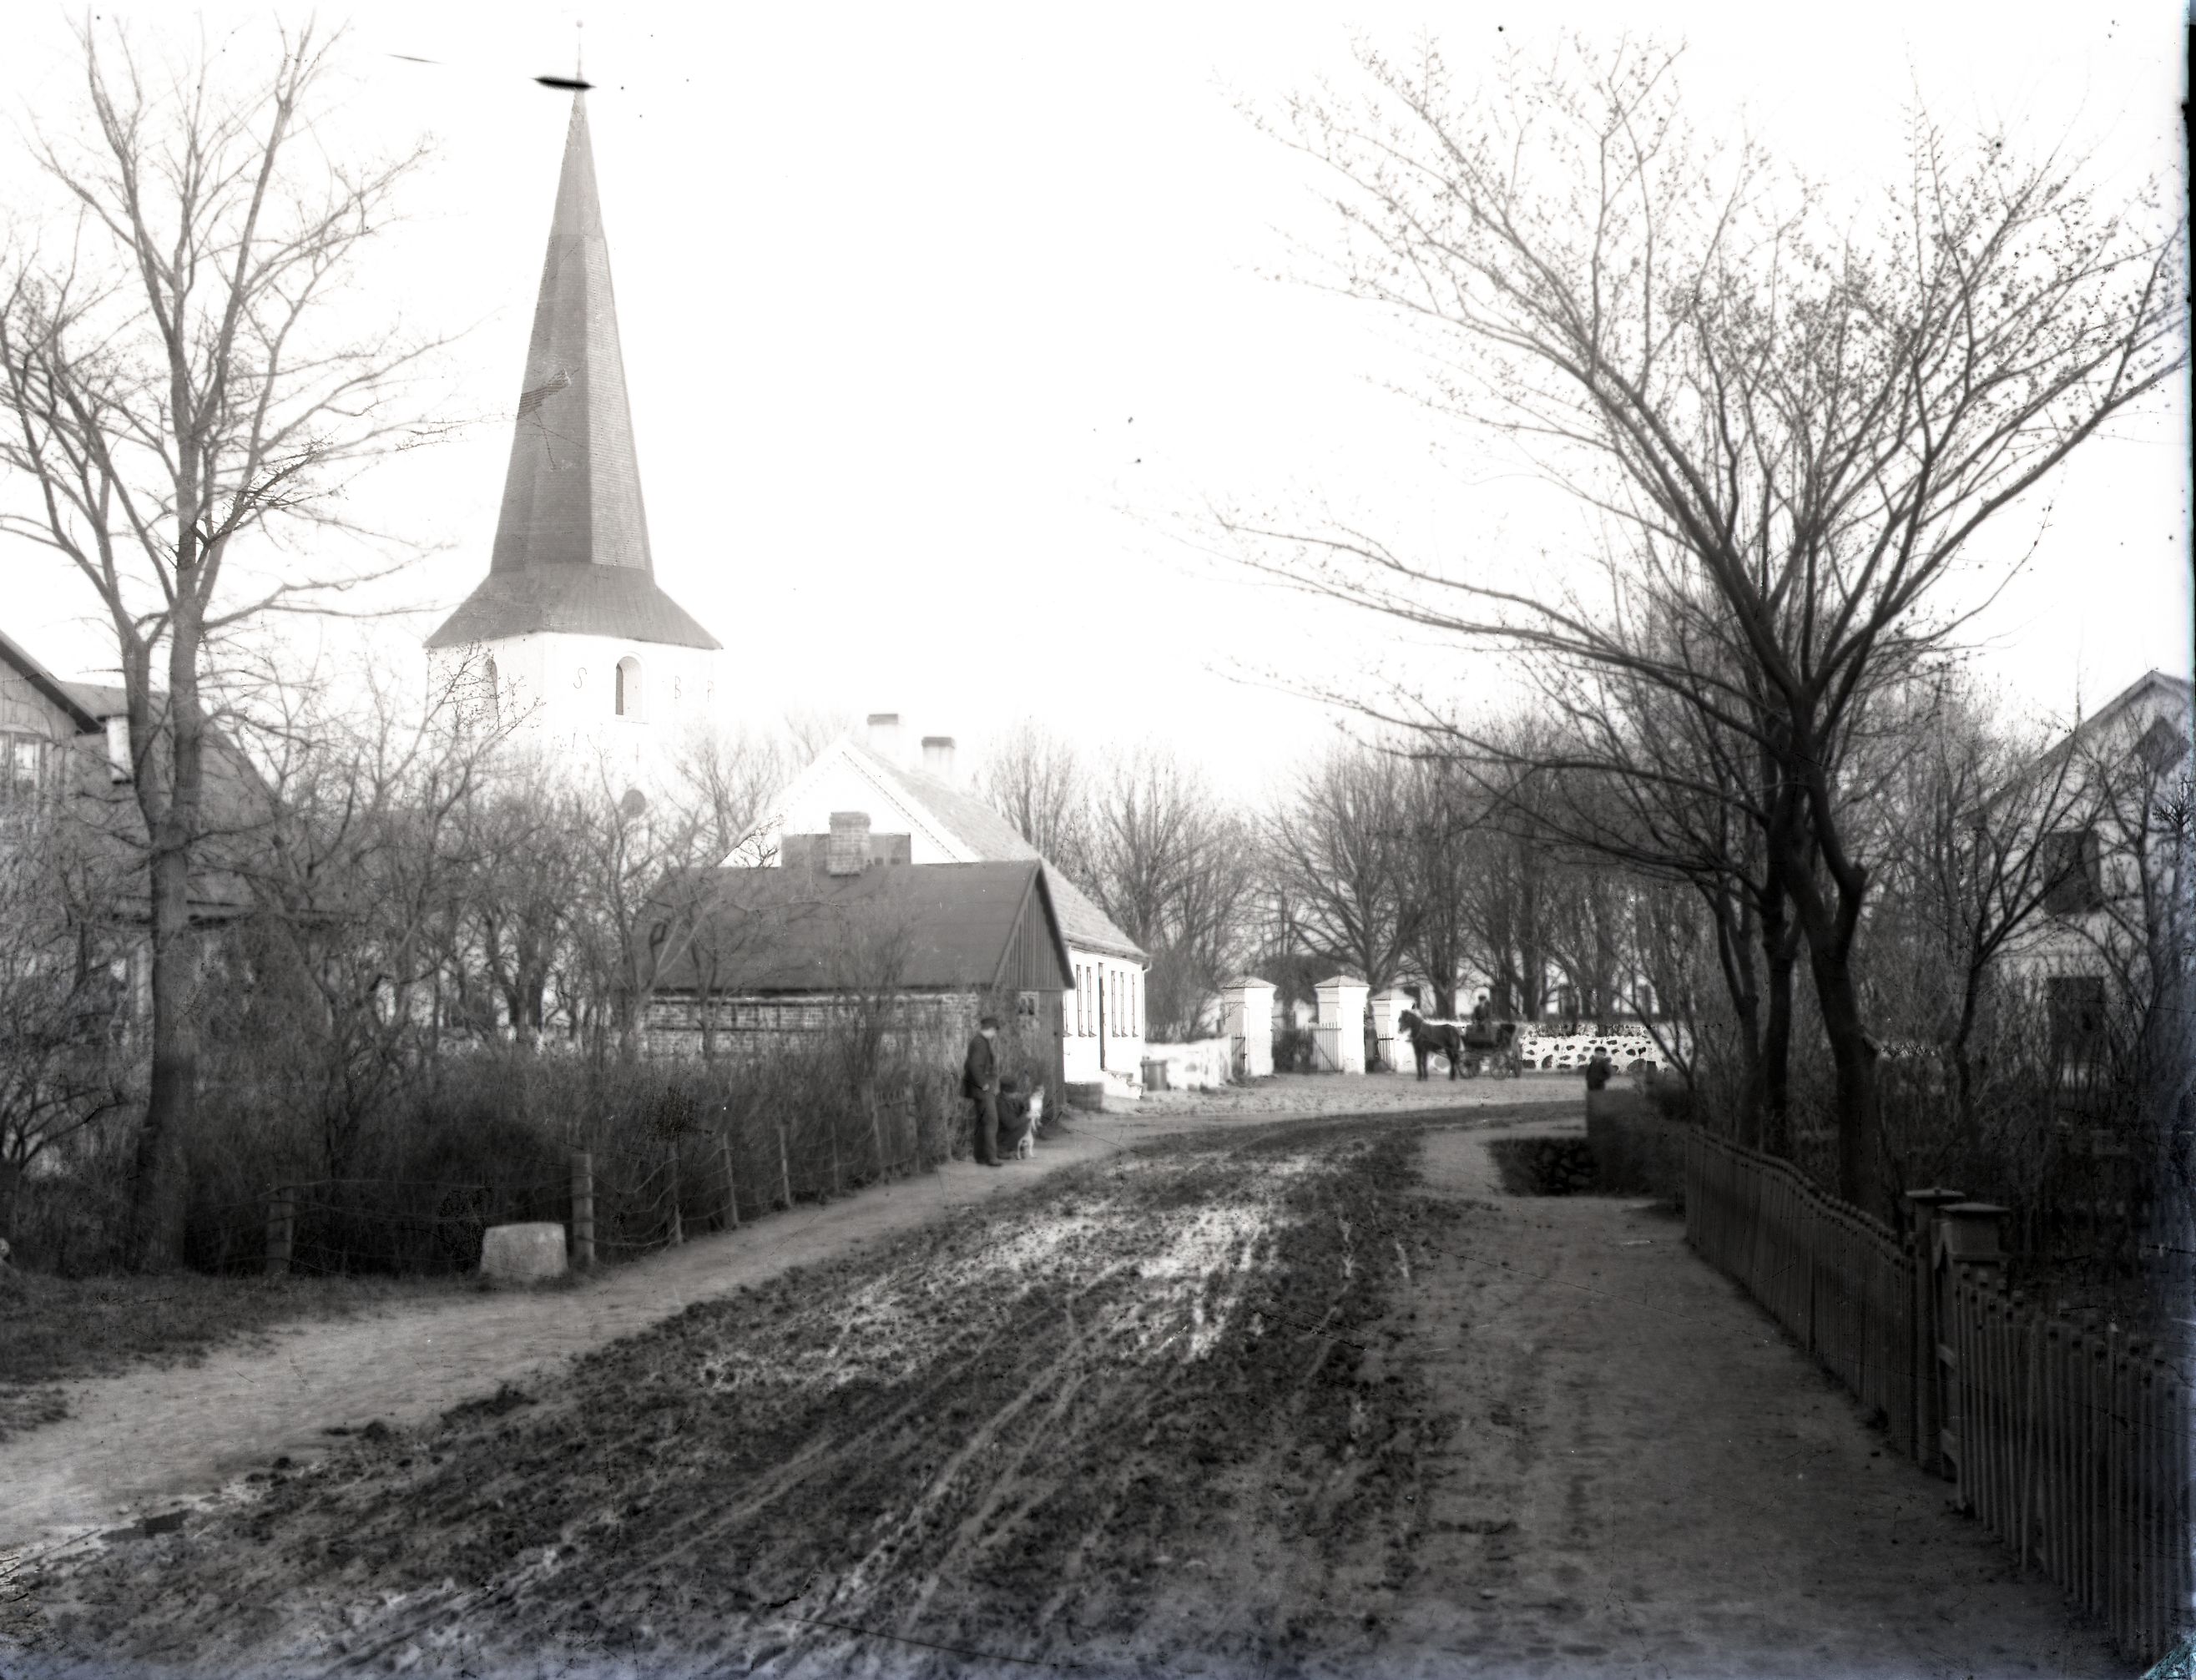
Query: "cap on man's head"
979 1014 1001 1030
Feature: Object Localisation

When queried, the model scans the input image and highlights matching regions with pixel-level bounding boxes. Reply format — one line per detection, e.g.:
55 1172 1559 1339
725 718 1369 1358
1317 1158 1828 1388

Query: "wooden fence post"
264 1188 294 1278
720 1133 740 1232
776 1119 793 1211
668 1149 684 1247
570 1149 595 1270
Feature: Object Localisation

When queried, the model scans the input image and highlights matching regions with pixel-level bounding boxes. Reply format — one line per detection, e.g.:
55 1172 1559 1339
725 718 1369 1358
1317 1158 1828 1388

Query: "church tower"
428 93 720 776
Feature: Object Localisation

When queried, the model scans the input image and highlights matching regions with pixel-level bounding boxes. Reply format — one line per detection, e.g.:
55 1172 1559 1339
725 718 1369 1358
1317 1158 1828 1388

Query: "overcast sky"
3 3 2188 795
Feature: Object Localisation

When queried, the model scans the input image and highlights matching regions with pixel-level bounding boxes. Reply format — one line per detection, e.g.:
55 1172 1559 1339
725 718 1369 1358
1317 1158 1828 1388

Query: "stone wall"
1516 1026 1690 1073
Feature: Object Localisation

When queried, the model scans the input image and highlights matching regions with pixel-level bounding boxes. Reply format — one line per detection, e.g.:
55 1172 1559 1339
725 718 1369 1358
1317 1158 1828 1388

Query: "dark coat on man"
962 1031 997 1099
963 1029 1001 1165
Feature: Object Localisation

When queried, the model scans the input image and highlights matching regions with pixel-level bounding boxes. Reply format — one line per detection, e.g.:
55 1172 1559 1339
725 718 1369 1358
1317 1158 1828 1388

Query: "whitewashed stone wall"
1143 1038 1234 1091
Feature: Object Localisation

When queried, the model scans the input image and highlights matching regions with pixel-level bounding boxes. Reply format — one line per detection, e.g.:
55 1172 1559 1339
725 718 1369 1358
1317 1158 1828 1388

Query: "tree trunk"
128 845 198 1271
1761 928 1797 1157
1806 936 1877 1208
1707 885 1764 1147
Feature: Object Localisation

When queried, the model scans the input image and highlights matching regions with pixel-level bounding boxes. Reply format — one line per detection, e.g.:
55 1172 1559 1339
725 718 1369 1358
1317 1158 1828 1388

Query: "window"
2135 715 2189 774
2041 829 2104 916
1 732 43 800
614 655 644 719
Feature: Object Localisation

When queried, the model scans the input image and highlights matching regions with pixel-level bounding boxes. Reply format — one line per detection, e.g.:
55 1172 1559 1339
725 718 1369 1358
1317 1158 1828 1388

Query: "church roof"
425 565 719 650
427 94 719 653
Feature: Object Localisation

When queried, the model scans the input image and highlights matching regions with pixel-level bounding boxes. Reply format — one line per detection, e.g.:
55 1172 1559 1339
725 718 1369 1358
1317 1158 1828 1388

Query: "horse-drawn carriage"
1396 1008 1522 1080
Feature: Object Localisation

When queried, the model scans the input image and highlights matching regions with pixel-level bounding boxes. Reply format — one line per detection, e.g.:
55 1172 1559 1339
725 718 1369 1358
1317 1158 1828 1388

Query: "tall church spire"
429 93 719 652
493 93 650 576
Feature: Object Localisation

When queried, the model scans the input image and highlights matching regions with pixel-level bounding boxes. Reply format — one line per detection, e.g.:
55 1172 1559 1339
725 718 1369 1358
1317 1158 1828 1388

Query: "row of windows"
1072 961 1138 1038
475 653 694 724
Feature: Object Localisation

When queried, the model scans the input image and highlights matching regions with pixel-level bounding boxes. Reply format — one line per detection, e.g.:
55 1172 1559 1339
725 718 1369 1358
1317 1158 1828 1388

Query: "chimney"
827 810 871 876
921 734 956 780
866 712 901 761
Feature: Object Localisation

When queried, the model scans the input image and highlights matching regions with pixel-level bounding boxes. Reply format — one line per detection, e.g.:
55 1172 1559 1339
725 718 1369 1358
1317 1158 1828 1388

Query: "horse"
1397 1008 1467 1081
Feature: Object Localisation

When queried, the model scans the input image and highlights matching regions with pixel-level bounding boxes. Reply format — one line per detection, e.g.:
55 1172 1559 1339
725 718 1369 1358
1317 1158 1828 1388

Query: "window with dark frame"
2040 828 2105 916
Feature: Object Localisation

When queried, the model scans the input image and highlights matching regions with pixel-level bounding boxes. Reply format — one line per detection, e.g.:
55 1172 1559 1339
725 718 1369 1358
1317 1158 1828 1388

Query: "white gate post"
1368 989 1411 1073
1221 976 1278 1078
1313 975 1370 1074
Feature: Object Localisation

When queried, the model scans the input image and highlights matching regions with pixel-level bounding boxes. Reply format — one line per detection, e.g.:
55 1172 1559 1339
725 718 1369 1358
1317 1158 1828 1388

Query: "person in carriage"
1397 991 1519 1080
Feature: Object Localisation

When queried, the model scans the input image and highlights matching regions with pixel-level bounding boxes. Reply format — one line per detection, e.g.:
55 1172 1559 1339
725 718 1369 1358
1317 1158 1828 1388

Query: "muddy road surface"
1 1115 2118 1678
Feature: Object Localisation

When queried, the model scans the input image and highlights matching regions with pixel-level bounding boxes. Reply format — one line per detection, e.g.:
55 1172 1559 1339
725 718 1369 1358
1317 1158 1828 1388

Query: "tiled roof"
654 860 1073 994
427 95 718 653
843 741 1148 961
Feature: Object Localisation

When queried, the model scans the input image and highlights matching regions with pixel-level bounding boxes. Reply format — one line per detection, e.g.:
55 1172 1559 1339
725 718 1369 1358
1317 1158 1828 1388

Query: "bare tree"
0 22 441 1264
1233 40 2184 1200
236 663 497 1177
0 796 132 1247
977 716 1091 877
1265 741 1419 995
1081 744 1254 1038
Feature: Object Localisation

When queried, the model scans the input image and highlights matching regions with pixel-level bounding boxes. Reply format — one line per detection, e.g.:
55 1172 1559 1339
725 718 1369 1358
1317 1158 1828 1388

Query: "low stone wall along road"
1 1100 2123 1678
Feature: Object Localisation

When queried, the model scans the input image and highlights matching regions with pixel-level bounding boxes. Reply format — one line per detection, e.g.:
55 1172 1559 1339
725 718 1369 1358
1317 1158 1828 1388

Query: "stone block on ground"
480 1222 568 1285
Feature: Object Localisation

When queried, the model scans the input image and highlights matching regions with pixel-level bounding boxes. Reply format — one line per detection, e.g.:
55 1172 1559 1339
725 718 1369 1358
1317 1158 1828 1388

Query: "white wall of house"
1063 951 1144 1085
431 631 721 787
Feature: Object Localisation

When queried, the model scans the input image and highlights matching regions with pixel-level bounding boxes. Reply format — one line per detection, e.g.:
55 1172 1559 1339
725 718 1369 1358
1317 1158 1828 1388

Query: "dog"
1015 1087 1042 1159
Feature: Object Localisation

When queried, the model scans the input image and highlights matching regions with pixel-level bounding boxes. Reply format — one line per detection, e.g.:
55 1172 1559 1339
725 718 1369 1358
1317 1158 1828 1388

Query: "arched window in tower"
615 655 644 719
483 656 501 725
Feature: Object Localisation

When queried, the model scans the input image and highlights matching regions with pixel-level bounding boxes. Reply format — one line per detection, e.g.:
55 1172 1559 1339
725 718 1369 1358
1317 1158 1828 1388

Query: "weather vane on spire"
534 21 593 92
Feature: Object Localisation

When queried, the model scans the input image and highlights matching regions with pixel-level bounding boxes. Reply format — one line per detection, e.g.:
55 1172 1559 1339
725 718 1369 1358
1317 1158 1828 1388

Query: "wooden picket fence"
1684 1128 1919 1457
1685 1129 2193 1666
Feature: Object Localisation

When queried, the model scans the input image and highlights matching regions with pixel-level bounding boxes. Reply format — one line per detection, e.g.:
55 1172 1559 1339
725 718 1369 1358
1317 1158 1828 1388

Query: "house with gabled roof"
1996 668 2192 1075
646 848 1075 1081
735 713 1150 1099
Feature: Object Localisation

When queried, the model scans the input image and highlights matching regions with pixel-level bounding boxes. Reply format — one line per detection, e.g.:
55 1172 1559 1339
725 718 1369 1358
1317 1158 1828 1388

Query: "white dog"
1015 1088 1043 1159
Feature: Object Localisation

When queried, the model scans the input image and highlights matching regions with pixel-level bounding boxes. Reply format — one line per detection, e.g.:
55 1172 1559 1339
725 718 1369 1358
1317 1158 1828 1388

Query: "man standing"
962 1014 1003 1167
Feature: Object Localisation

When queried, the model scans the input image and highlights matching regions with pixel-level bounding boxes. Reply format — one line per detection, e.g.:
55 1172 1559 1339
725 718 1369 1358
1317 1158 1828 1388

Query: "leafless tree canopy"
0 20 442 1266
1227 38 2186 1202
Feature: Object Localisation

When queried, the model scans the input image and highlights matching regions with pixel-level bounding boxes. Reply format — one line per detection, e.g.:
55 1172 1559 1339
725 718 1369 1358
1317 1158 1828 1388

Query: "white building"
1998 670 2193 1040
738 714 1151 1099
427 93 721 786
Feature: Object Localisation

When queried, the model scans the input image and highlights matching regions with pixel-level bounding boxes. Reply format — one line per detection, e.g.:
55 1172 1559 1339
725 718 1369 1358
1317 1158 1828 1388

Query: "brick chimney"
866 712 901 761
827 811 871 876
921 734 956 780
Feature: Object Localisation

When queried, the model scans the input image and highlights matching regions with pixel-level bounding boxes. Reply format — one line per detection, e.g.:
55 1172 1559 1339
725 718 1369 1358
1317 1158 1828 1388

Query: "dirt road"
1 1110 2119 1678
0 1080 1568 1554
